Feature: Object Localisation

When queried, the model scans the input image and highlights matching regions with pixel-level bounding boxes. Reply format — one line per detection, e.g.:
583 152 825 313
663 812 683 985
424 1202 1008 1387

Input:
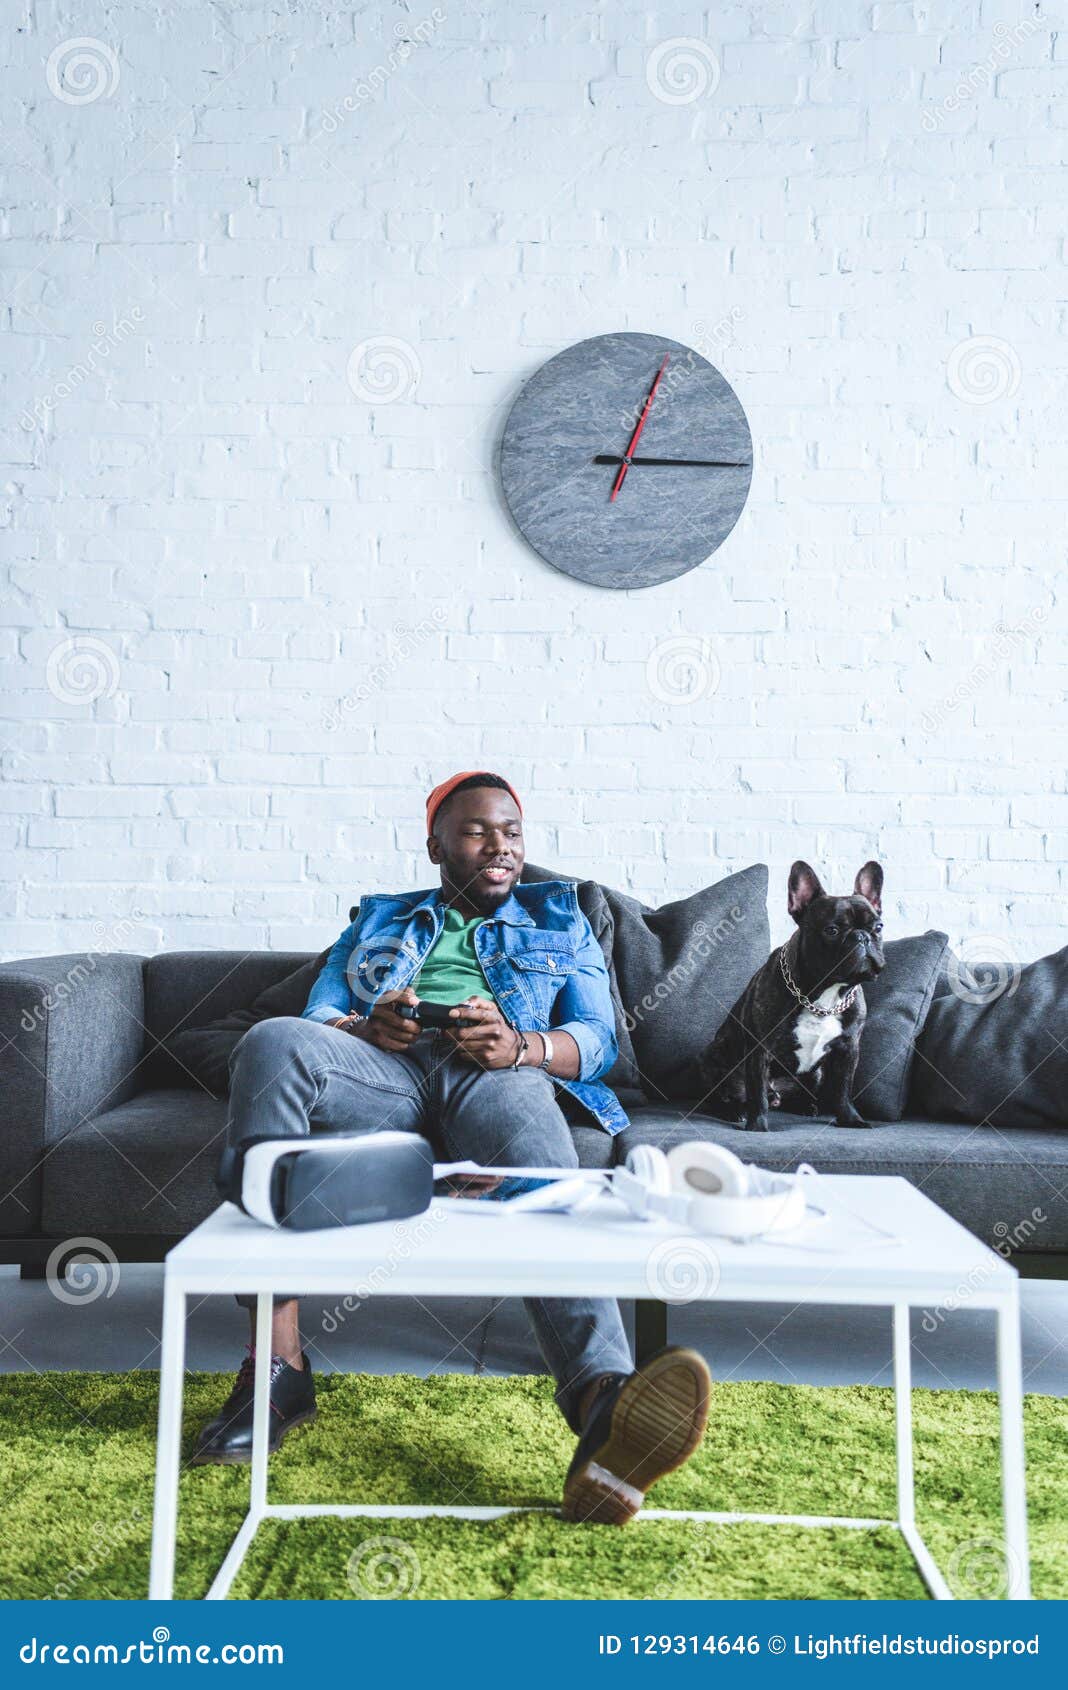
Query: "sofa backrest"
142 950 314 1080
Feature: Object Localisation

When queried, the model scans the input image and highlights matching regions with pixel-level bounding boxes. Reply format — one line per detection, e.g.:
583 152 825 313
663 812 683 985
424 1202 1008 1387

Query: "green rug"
0 1371 1061 1600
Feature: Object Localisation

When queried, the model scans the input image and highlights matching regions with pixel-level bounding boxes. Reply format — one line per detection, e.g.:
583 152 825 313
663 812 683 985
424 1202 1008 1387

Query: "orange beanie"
425 771 523 835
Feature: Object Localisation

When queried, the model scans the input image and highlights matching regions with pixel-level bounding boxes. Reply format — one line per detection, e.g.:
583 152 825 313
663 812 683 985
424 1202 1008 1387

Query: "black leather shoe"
561 1346 711 1524
191 1349 317 1465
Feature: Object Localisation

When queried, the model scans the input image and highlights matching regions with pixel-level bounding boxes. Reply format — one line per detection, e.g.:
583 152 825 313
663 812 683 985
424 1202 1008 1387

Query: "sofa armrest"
0 952 145 1236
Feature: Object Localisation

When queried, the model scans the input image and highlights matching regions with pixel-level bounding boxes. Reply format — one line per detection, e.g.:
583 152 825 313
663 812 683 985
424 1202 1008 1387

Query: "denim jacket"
302 880 629 1135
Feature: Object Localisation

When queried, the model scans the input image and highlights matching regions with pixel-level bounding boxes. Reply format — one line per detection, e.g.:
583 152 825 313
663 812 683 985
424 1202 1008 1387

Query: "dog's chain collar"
779 945 860 1017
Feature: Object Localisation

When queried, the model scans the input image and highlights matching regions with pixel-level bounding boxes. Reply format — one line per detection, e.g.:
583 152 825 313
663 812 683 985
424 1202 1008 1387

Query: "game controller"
395 999 478 1030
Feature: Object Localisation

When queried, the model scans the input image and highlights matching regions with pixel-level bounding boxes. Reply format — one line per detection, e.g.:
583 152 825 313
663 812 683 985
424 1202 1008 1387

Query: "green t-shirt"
412 906 494 1005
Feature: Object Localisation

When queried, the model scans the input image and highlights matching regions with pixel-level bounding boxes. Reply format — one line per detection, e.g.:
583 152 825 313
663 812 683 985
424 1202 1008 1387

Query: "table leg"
250 1291 272 1512
149 1280 186 1599
634 1299 668 1369
892 1302 915 1529
996 1290 1031 1599
892 1301 956 1599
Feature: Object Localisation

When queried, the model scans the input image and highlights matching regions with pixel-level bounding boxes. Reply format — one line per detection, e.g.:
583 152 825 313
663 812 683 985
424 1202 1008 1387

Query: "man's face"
427 786 525 914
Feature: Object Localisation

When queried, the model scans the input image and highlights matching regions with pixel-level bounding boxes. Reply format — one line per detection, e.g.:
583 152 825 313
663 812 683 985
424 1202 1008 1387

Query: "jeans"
225 1016 633 1432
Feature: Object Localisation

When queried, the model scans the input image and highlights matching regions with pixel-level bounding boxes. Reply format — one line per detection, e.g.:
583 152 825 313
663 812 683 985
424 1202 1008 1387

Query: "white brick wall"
2 0 1066 968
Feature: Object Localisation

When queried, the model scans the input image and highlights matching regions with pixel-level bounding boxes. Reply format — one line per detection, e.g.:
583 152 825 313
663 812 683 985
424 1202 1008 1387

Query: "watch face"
499 331 752 590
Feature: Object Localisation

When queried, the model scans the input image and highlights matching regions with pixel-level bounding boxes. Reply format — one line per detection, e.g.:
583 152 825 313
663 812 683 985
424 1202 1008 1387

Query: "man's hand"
438 1172 504 1198
444 995 523 1070
356 987 422 1053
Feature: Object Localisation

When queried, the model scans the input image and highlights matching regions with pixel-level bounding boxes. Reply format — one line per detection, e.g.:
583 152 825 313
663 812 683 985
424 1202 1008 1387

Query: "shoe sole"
190 1406 318 1466
561 1348 711 1526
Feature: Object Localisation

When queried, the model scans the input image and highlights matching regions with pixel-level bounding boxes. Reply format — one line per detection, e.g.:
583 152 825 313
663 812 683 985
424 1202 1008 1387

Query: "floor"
2 1263 1066 1398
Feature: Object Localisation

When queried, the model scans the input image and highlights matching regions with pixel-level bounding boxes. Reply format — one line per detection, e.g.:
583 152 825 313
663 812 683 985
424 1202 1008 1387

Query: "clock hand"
594 455 749 467
611 352 670 502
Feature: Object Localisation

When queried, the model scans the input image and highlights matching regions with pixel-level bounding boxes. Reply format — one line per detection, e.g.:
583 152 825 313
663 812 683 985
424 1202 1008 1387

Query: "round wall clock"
499 331 752 590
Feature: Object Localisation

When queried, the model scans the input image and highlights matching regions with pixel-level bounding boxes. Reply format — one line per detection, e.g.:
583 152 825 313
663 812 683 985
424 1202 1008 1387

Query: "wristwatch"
538 1032 554 1071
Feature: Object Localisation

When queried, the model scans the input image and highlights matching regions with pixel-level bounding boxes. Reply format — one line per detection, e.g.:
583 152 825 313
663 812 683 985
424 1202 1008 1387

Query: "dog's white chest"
793 988 846 1073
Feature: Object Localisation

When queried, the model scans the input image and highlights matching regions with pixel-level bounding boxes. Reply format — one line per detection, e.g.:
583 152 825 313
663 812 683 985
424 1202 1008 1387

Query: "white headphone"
613 1140 807 1240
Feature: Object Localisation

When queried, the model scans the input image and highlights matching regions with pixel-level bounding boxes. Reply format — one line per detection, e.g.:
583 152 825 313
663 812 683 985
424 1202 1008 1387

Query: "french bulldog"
693 860 885 1131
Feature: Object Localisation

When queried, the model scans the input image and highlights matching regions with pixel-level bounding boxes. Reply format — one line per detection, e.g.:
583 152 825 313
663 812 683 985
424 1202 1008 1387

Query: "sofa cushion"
157 950 327 1095
853 930 949 1121
40 1088 613 1236
597 864 770 1101
911 943 1068 1130
617 1105 1068 1253
568 1123 615 1170
42 1090 229 1236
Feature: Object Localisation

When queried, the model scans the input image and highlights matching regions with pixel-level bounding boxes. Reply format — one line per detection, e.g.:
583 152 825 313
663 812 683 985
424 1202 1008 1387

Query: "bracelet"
538 1032 554 1072
511 1030 529 1069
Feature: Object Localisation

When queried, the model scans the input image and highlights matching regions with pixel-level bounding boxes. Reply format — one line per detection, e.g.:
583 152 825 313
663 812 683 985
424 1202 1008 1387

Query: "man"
195 771 711 1524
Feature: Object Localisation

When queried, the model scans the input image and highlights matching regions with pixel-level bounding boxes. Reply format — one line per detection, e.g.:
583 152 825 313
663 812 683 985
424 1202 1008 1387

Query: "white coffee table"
148 1174 1030 1601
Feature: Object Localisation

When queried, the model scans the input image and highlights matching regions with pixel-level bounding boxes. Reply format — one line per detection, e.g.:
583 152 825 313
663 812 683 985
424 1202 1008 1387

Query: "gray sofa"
3 902 1067 1301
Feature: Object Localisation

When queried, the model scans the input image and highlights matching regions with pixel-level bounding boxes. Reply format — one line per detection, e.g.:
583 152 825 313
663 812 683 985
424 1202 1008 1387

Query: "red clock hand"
610 352 670 502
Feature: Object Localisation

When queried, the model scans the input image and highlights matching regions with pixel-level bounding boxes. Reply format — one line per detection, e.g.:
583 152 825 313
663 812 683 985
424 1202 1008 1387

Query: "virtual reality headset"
214 1131 434 1231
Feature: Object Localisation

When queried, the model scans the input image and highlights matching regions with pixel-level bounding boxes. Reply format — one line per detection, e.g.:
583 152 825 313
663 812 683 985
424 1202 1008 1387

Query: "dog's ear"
854 860 883 913
788 860 825 923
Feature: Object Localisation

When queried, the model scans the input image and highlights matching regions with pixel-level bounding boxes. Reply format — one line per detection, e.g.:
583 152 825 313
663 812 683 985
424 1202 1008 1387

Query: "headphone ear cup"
666 1141 750 1200
624 1143 672 1197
